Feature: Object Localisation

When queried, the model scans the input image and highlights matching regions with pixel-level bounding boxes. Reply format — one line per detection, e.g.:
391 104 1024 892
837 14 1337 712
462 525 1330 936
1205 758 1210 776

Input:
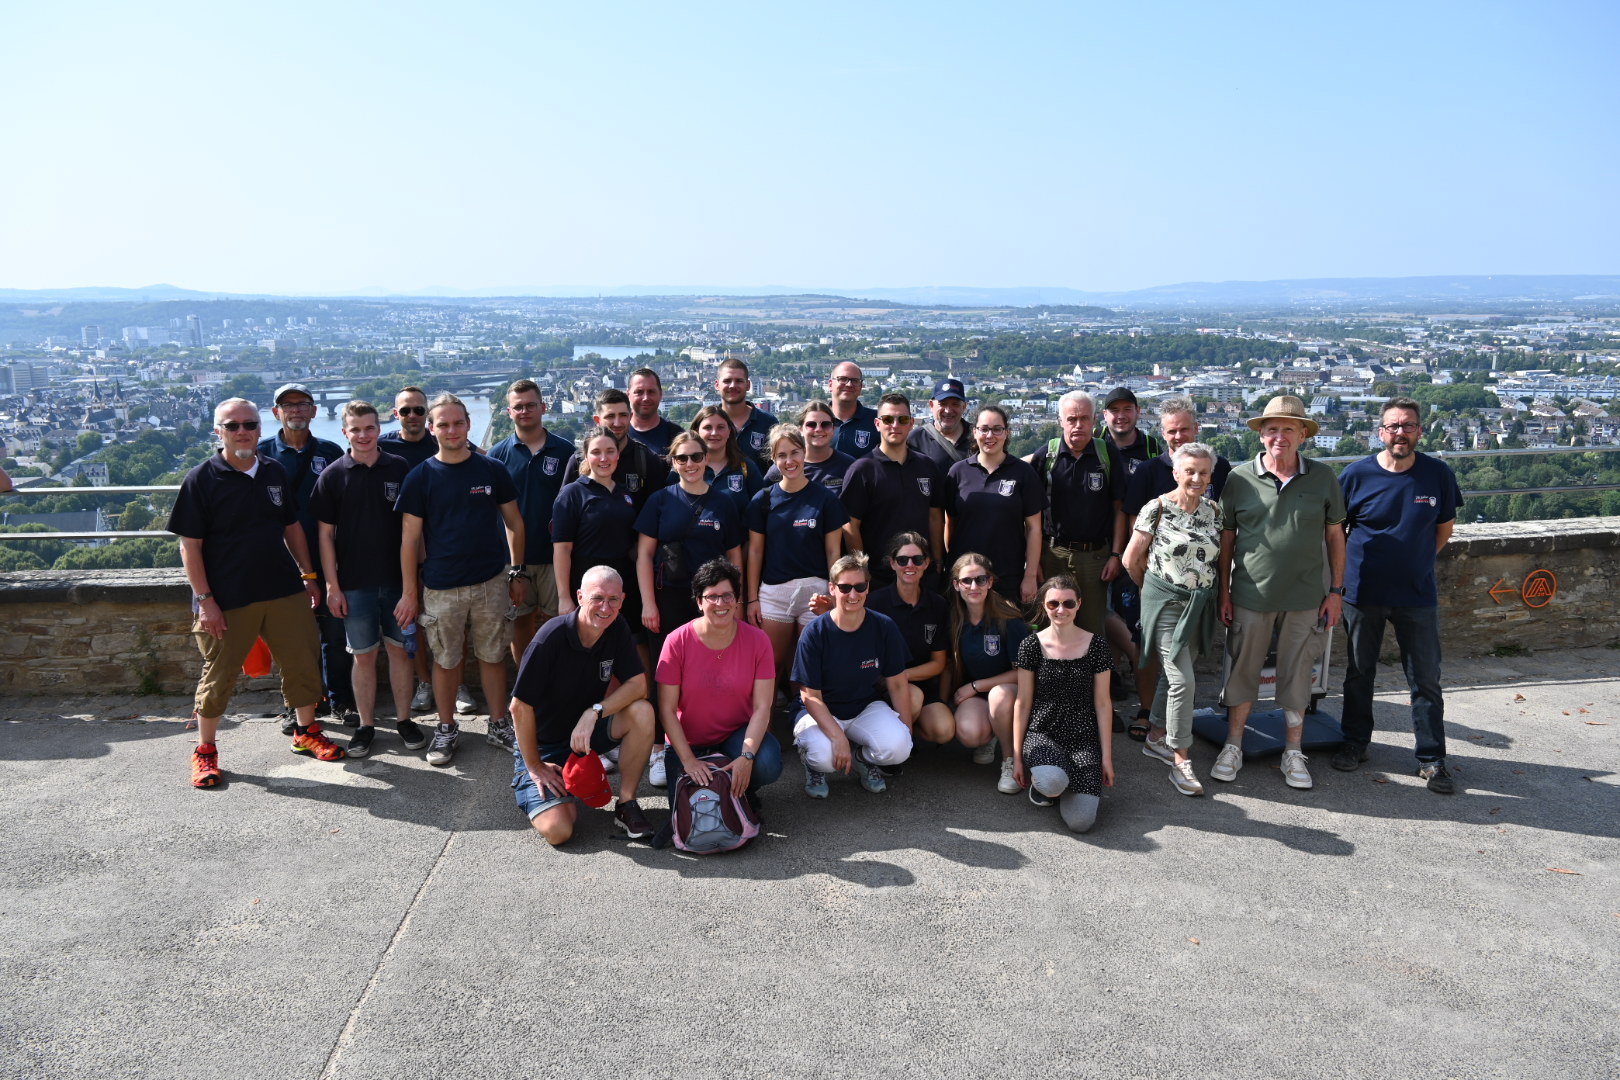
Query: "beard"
283 418 310 432
229 446 257 462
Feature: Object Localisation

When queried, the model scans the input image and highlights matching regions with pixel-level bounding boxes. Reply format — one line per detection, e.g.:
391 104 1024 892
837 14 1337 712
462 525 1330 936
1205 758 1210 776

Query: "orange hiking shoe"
291 722 347 761
191 743 222 788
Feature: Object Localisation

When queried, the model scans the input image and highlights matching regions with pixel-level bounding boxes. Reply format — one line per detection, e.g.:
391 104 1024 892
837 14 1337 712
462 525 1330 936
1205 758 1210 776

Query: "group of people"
169 361 1463 844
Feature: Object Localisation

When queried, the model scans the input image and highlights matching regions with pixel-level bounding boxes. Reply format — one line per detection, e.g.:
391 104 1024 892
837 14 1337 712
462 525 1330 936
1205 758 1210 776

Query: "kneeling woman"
867 532 954 746
655 559 782 816
1012 575 1114 833
947 553 1031 794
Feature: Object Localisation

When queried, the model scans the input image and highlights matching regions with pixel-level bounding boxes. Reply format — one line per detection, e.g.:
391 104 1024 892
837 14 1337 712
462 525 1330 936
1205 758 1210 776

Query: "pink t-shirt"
655 620 775 747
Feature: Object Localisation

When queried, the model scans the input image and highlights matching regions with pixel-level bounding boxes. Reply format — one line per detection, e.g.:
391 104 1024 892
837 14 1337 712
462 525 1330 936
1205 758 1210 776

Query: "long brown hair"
947 552 1025 683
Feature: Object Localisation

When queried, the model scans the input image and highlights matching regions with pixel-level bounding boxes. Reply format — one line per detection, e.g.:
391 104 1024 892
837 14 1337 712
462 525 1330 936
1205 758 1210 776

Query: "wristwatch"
591 703 604 716
1329 586 1346 596
740 750 756 761
193 592 213 604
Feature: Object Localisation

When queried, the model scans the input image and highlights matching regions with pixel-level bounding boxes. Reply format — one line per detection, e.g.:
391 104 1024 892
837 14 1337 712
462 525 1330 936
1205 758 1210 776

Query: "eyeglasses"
1380 422 1419 433
672 452 704 464
1044 598 1078 610
803 420 835 430
974 426 1007 436
220 420 260 432
699 592 736 605
831 375 862 385
957 574 990 587
509 402 540 412
876 415 913 427
891 554 927 566
584 594 624 606
278 401 315 412
831 581 870 594
397 406 426 416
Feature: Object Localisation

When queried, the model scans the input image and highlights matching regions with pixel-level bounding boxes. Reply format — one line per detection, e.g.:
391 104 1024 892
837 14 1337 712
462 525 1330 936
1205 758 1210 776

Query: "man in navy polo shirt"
488 378 575 663
828 361 879 457
170 397 338 787
841 393 946 588
627 367 684 457
908 378 975 471
509 565 658 845
311 400 418 759
716 358 777 473
394 393 526 766
260 382 353 729
1333 397 1464 794
1028 391 1122 637
378 385 438 470
563 388 670 514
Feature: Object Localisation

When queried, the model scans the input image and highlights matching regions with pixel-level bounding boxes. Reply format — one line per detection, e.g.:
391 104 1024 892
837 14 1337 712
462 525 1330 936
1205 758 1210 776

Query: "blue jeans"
1341 601 1446 763
664 729 783 795
340 585 405 654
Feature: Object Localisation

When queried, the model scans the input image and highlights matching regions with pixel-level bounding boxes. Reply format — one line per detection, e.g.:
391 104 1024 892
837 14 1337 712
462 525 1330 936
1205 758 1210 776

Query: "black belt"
1050 538 1108 552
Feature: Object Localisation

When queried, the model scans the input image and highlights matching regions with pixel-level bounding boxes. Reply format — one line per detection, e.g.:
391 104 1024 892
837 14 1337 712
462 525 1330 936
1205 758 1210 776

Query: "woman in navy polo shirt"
763 400 855 495
867 532 954 747
944 405 1046 606
947 552 1031 795
746 423 849 684
635 431 743 647
691 405 763 519
552 427 640 625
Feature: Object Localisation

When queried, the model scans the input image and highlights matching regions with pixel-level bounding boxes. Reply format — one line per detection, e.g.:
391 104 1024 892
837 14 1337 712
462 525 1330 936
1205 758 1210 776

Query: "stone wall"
2 517 1618 696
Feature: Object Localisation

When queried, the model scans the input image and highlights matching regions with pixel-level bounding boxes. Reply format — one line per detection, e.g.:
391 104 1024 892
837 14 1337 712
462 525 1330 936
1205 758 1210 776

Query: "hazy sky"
3 0 1614 295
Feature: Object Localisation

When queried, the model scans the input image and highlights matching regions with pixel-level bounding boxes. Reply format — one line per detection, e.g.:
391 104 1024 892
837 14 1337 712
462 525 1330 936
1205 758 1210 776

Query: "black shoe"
348 725 376 758
278 708 297 736
1418 761 1455 794
337 707 361 728
1331 742 1370 772
614 799 655 841
396 718 429 751
315 698 334 719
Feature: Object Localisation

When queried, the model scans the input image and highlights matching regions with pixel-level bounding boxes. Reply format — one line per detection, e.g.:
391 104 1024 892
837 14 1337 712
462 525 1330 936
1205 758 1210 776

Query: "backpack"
672 754 761 854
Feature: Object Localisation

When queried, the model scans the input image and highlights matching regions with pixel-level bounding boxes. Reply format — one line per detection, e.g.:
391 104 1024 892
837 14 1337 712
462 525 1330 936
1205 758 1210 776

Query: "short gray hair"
1057 390 1097 414
579 565 623 594
1172 441 1215 467
1158 396 1196 422
213 397 256 425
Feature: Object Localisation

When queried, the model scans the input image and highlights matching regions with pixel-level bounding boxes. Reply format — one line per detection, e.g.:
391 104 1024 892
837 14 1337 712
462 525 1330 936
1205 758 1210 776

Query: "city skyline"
3 1 1615 295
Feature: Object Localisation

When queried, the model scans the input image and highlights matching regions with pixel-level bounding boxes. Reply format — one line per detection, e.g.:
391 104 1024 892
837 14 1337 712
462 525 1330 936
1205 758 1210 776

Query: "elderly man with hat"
907 377 975 471
1213 394 1346 791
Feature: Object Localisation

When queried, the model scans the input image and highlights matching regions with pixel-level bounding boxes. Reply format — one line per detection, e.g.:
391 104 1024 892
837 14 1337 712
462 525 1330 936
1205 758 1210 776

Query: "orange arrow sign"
1488 579 1519 605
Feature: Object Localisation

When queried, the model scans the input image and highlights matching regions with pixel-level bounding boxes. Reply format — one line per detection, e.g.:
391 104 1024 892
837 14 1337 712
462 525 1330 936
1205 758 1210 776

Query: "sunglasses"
956 574 990 587
876 415 913 426
1044 598 1078 610
803 420 835 430
397 406 426 416
672 452 704 464
220 420 260 432
891 554 927 567
831 581 870 594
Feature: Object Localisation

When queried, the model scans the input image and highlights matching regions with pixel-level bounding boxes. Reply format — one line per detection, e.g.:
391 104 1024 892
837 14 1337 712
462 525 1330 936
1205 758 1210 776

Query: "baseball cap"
562 750 614 808
273 382 313 405
932 378 966 402
1103 386 1138 409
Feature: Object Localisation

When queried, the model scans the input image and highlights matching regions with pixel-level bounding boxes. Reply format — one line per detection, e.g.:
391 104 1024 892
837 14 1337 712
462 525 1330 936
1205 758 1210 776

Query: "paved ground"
2 649 1617 1080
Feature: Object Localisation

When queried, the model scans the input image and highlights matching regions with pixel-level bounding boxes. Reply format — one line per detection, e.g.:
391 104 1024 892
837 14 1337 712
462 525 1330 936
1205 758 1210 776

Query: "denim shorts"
511 714 623 820
342 585 406 654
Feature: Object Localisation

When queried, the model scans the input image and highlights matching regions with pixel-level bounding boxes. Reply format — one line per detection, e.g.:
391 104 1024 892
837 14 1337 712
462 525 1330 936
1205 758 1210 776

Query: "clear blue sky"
3 0 1614 295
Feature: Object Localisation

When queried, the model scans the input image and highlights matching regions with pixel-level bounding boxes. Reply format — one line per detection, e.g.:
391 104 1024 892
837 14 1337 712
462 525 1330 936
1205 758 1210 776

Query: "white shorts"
757 576 825 627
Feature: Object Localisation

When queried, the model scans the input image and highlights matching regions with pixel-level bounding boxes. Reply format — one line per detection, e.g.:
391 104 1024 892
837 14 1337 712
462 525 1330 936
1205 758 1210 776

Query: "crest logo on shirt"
625 473 641 492
1415 495 1438 507
985 634 1001 657
383 481 400 502
312 456 328 474
923 623 938 645
469 485 493 497
728 474 743 492
599 660 613 682
998 479 1016 497
794 516 817 529
855 430 872 449
1126 459 1141 475
1086 472 1104 492
750 431 766 450
860 658 879 670
917 477 932 496
267 485 283 507
542 456 559 476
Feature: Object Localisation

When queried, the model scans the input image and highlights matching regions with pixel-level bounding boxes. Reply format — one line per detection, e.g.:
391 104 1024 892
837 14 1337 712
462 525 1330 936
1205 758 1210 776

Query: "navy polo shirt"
746 481 849 584
551 478 638 583
831 402 879 457
515 610 644 749
1341 452 1463 608
167 453 302 612
1103 429 1163 493
394 453 518 590
732 405 778 474
309 451 411 590
258 430 344 549
704 460 764 519
378 431 438 470
1029 437 1120 544
868 585 949 668
791 610 909 721
1122 452 1232 517
957 617 1031 683
563 437 670 515
765 450 855 495
488 430 575 565
907 423 976 472
840 447 945 563
627 417 684 458
633 485 744 574
944 455 1046 581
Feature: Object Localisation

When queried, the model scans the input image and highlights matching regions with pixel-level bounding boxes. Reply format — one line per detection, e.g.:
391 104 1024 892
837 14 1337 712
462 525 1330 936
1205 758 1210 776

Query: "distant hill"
0 284 260 302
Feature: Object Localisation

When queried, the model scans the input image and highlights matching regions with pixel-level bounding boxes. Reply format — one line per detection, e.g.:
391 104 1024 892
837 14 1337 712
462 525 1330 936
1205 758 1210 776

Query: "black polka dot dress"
1015 632 1113 797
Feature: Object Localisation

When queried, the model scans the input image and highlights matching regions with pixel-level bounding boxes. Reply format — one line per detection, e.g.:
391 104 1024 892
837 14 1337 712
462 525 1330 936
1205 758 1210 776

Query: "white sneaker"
1281 748 1314 790
599 746 620 774
455 685 477 714
1210 743 1244 782
972 737 998 766
411 682 434 712
997 757 1021 794
1142 735 1175 763
647 747 668 787
1168 759 1204 796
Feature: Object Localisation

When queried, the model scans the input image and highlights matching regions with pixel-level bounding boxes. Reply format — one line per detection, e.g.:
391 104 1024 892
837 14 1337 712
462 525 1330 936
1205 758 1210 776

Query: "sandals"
1126 709 1152 742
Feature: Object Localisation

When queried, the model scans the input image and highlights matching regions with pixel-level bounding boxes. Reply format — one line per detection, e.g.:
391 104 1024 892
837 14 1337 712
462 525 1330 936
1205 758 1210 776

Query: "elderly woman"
1121 442 1222 796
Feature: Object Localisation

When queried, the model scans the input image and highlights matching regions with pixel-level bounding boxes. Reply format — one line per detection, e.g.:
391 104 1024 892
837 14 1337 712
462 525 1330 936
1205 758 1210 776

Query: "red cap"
562 751 614 808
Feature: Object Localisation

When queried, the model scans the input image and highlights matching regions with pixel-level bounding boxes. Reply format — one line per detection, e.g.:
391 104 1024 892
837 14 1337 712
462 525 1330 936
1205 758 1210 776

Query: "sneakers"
852 747 887 794
1280 748 1313 790
997 757 1021 794
410 682 435 713
347 725 376 758
600 747 619 774
803 756 829 799
455 685 477 714
1169 759 1204 796
486 716 515 750
191 743 221 788
613 799 655 840
1142 734 1175 763
336 706 361 729
396 717 429 751
278 708 298 736
647 747 668 788
1331 742 1370 772
1028 784 1055 808
425 722 459 767
1210 743 1244 782
1418 761 1456 794
971 737 998 766
291 723 347 761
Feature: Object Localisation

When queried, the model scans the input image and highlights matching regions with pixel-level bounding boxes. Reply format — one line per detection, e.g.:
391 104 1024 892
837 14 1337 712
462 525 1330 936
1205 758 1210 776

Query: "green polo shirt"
1221 453 1346 613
